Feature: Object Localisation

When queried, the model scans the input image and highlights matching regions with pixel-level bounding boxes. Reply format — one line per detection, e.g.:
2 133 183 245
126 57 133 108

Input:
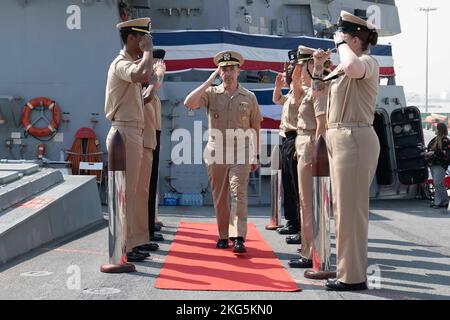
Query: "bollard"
266 144 282 230
304 135 336 280
101 130 135 273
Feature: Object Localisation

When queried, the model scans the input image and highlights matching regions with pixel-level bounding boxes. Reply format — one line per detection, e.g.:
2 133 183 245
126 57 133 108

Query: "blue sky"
379 0 450 99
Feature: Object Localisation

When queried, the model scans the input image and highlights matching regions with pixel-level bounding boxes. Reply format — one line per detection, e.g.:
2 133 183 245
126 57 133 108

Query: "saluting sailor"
131 49 167 260
288 46 328 269
184 51 263 254
273 49 301 240
311 11 380 291
104 18 153 262
146 50 167 244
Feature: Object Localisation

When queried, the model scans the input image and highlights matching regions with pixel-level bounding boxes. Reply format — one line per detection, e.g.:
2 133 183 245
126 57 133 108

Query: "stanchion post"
304 135 336 280
101 130 135 273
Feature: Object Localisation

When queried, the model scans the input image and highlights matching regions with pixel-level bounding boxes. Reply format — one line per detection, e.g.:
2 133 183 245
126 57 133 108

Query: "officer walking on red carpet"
184 51 263 254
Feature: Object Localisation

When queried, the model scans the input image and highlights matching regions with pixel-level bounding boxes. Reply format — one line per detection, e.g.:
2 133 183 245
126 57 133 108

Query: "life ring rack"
21 97 61 138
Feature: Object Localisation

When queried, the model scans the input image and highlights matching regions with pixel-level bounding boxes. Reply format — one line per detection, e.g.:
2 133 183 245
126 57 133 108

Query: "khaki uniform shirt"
104 50 145 129
200 83 263 161
143 96 158 150
297 87 327 132
279 91 299 136
327 54 379 124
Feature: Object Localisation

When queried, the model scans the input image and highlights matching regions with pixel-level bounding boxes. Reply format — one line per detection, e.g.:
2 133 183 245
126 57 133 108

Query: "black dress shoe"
288 257 312 268
277 222 300 235
132 248 150 258
136 243 159 252
325 278 368 291
286 233 301 244
216 239 229 249
151 233 164 241
232 238 247 253
127 251 146 262
154 224 162 232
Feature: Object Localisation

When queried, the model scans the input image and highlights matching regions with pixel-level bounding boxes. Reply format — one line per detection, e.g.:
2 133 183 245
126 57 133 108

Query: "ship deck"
1 197 450 301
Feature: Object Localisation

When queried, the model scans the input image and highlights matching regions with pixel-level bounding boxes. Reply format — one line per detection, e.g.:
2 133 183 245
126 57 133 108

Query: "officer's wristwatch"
335 40 347 48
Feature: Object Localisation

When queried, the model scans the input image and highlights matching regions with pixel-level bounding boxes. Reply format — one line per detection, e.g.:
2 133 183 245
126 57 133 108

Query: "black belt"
284 131 297 139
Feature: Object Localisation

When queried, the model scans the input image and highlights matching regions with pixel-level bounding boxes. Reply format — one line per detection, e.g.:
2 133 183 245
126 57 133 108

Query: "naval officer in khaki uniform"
287 46 328 269
145 50 166 244
104 18 153 263
184 51 263 253
148 49 166 241
312 11 380 291
273 50 301 239
130 50 167 258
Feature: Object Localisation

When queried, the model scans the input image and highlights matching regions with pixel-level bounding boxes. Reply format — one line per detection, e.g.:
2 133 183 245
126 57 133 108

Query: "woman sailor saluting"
310 10 380 292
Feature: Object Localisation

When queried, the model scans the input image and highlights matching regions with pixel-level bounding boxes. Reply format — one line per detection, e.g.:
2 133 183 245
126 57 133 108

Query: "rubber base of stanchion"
304 269 336 280
100 263 136 273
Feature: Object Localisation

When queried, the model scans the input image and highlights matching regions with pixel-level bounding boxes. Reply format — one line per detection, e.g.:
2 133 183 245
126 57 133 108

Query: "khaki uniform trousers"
326 126 380 284
106 125 149 252
207 164 251 240
295 131 315 259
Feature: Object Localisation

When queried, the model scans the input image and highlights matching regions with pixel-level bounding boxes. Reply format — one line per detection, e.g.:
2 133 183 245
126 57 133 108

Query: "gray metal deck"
0 198 449 300
0 129 446 300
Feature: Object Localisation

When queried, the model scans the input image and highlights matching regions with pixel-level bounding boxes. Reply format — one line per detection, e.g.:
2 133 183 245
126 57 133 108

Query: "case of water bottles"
163 193 180 206
179 193 203 206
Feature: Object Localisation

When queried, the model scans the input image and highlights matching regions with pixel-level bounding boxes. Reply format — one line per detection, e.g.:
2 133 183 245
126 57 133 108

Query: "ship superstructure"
0 0 425 208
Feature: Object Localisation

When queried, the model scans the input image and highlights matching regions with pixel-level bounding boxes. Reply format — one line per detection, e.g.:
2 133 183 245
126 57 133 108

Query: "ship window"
283 5 314 36
380 78 389 86
363 0 396 6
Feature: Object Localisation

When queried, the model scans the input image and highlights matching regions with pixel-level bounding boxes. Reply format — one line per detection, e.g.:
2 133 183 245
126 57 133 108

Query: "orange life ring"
21 97 61 137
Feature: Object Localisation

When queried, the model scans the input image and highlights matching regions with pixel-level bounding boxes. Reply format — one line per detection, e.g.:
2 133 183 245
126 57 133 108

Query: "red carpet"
155 222 300 292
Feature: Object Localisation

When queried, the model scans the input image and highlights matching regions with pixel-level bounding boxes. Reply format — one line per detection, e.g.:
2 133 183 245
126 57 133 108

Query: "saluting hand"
207 67 220 83
154 59 166 74
275 73 285 88
313 48 332 66
333 32 346 45
292 63 302 82
139 34 153 52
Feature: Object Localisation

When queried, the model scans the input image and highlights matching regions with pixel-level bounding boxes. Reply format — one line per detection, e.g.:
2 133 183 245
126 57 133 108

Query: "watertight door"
373 110 395 186
390 107 428 185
